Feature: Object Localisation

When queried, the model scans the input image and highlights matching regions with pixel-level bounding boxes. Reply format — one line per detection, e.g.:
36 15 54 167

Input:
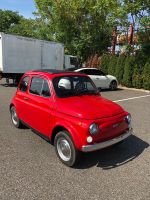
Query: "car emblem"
113 123 120 128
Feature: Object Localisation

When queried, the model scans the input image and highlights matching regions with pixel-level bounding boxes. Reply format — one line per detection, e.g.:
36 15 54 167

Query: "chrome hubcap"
57 138 71 162
11 108 18 125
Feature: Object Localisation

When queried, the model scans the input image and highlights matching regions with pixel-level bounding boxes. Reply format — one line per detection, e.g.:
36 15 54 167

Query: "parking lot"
0 81 150 200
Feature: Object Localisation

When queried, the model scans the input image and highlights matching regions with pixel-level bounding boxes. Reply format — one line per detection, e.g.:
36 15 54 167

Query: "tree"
34 0 122 61
8 18 53 41
0 9 22 33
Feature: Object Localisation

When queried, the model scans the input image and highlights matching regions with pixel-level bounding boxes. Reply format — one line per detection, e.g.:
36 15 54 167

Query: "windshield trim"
52 75 99 98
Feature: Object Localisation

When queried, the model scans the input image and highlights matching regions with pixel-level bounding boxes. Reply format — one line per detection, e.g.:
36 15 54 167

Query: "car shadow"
75 135 149 169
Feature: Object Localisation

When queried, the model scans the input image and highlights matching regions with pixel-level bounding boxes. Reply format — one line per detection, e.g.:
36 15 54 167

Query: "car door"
25 76 54 137
15 75 31 123
85 69 109 88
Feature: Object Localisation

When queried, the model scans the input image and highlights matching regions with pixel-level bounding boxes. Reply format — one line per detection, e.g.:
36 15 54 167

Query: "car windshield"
53 75 99 98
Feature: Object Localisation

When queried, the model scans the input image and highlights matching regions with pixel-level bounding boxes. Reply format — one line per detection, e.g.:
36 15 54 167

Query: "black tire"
10 106 22 128
54 131 80 167
109 80 117 91
114 140 124 147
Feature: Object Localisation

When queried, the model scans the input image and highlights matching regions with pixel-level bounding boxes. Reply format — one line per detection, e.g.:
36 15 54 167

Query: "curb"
118 85 150 93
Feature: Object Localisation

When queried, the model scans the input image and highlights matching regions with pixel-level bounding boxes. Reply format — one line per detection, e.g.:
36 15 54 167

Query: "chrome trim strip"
82 130 132 152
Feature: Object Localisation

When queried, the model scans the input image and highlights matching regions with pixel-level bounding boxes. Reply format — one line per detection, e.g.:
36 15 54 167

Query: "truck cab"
64 55 78 69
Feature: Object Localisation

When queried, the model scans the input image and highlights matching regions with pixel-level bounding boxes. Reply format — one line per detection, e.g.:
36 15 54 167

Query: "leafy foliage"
8 18 53 40
0 9 22 32
115 55 125 83
34 0 120 61
100 54 150 90
142 61 150 90
132 64 143 88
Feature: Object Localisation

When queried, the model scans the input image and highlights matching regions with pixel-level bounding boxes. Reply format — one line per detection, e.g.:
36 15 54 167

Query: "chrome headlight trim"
125 114 132 125
89 123 100 135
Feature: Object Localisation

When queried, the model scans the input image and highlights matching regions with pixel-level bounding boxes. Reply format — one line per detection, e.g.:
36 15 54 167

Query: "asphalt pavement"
0 81 150 200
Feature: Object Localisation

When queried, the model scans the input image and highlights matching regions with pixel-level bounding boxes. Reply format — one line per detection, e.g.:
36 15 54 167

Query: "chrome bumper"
82 130 132 152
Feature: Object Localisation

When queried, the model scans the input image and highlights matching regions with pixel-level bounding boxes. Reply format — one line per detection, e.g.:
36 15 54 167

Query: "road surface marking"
113 95 150 103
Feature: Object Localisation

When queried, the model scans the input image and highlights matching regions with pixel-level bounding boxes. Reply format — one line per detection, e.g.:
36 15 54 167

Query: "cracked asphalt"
0 81 150 200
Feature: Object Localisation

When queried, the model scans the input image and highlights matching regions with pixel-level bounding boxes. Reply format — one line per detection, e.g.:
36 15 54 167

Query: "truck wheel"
109 80 117 91
54 131 80 167
10 106 22 128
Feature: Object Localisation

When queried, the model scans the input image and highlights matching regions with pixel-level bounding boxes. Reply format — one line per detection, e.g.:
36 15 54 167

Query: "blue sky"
0 0 36 18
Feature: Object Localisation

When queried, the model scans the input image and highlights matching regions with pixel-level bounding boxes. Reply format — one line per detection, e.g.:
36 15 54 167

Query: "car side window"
83 69 95 75
84 69 105 76
29 77 43 96
95 70 105 76
41 80 51 98
19 76 29 92
80 69 90 74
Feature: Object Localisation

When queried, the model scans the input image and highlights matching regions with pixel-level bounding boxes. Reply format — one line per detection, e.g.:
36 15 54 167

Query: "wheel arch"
9 103 15 111
50 123 81 150
51 125 67 144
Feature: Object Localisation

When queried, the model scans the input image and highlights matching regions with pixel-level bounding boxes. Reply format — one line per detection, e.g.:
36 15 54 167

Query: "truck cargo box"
0 33 64 76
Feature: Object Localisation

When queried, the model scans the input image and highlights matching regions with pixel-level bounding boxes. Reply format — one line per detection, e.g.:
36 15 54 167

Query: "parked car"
74 68 118 90
10 69 132 167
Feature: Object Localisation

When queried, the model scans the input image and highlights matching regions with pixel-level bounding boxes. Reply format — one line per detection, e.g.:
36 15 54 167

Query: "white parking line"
113 95 150 103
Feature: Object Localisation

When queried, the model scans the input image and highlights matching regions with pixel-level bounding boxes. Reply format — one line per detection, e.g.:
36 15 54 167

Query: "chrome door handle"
23 97 29 100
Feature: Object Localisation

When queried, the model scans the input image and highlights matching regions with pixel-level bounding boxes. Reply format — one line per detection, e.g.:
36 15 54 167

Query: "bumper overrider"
82 129 132 152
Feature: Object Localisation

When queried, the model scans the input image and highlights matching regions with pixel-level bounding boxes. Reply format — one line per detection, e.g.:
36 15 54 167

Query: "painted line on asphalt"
113 95 150 103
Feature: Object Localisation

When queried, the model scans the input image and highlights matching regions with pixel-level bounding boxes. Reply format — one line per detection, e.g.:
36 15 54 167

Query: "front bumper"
82 130 132 152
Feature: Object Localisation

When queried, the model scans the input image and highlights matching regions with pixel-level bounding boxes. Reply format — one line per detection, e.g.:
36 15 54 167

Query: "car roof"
25 69 88 78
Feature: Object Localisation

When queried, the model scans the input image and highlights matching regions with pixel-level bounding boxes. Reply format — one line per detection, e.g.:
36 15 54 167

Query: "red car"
10 69 132 166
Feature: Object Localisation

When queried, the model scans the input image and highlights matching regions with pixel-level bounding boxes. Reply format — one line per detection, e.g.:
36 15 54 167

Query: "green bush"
100 54 149 90
115 56 125 84
142 62 150 90
108 56 117 76
132 64 143 88
122 56 135 87
100 54 109 74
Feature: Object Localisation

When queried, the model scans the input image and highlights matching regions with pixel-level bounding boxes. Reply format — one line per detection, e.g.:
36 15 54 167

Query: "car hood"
56 95 124 120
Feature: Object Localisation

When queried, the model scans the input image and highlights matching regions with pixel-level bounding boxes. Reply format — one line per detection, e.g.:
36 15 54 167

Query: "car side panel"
24 94 55 136
89 75 110 88
14 89 32 123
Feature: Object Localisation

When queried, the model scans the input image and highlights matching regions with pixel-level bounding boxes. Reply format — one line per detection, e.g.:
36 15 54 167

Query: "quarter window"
19 76 29 92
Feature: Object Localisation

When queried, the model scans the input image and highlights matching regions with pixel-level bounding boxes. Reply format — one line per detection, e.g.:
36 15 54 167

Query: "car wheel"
54 131 80 167
109 80 117 91
114 140 125 147
10 106 22 128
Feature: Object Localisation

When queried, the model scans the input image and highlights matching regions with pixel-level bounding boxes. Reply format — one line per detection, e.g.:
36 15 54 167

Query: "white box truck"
0 32 65 83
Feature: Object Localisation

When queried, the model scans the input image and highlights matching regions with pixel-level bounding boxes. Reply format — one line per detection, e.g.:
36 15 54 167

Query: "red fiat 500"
10 69 132 166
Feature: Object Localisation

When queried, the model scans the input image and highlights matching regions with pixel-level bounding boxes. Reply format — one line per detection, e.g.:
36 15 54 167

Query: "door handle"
23 97 29 100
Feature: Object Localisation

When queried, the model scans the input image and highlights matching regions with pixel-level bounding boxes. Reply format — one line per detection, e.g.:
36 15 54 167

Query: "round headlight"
125 114 131 125
89 123 99 135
